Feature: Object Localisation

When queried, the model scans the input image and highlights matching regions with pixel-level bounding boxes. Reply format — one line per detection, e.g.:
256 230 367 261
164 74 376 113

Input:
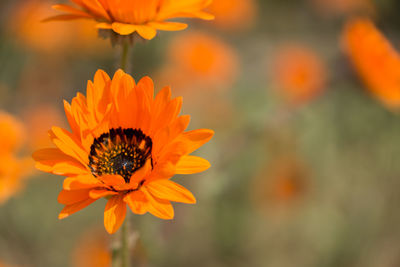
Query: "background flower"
342 18 400 111
45 0 214 40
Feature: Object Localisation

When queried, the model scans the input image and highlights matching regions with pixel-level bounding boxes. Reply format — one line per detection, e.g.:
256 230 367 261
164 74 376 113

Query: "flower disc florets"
89 128 152 183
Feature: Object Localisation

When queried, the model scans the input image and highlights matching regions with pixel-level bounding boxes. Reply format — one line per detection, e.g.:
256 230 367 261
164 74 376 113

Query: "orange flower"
72 228 111 267
342 18 400 110
45 0 214 40
0 112 32 204
253 155 308 211
11 0 107 54
271 45 327 106
160 31 238 91
33 69 214 234
207 0 257 31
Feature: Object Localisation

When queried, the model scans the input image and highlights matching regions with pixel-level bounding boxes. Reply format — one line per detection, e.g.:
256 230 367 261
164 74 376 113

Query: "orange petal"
111 22 137 35
142 187 174 219
63 174 100 190
42 14 91 22
135 25 157 40
104 195 127 234
98 175 126 186
124 191 148 215
33 148 88 176
52 4 93 18
59 198 96 219
50 126 89 166
89 189 118 199
96 22 113 29
146 180 196 204
136 76 154 103
175 155 211 174
148 21 187 31
58 189 90 205
129 159 152 186
180 129 214 155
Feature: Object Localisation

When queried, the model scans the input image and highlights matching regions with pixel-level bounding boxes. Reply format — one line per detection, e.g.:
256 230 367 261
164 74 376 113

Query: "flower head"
12 0 107 55
33 70 214 234
207 0 257 31
45 0 214 40
0 112 33 204
342 18 400 110
159 31 238 92
271 45 327 106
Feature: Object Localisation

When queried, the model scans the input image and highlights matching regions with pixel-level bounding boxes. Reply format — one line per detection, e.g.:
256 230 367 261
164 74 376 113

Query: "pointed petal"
142 187 174 219
63 174 100 190
175 155 211 174
33 148 88 175
89 189 118 199
59 198 96 219
129 159 152 186
148 21 187 31
179 129 214 155
50 126 89 166
58 189 90 205
104 195 127 234
146 180 196 204
124 191 148 215
52 4 93 18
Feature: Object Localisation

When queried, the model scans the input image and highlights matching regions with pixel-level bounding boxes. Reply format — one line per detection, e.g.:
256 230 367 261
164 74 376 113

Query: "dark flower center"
89 128 152 183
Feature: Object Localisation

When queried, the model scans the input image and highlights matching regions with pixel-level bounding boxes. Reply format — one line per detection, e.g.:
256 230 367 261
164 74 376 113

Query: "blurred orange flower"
73 229 111 267
253 155 308 211
0 112 32 204
45 0 214 40
271 45 327 106
310 0 374 17
33 69 214 234
160 32 238 91
12 0 107 54
342 18 400 110
207 0 257 31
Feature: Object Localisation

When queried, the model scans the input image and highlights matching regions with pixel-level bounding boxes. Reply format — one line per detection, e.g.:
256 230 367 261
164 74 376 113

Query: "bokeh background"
1 0 400 266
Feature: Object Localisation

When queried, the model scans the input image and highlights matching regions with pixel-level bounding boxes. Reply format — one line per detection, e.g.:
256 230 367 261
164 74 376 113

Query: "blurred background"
1 0 400 266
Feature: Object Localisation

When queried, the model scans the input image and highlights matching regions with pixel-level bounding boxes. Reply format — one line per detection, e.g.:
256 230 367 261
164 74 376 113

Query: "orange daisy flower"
33 69 214 234
252 155 308 212
12 0 108 55
45 0 214 40
207 0 257 31
271 44 327 106
0 112 32 204
342 18 400 110
159 31 238 92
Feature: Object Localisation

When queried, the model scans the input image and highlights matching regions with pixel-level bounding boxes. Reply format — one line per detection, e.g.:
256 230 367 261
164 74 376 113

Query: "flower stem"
121 212 130 267
120 40 130 72
116 39 132 267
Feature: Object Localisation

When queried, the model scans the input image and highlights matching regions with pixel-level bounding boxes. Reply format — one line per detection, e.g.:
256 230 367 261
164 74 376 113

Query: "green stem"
120 41 130 72
113 40 133 267
121 212 130 267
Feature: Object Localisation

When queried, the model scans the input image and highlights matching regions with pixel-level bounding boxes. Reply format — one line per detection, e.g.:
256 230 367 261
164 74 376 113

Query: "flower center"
89 128 152 183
